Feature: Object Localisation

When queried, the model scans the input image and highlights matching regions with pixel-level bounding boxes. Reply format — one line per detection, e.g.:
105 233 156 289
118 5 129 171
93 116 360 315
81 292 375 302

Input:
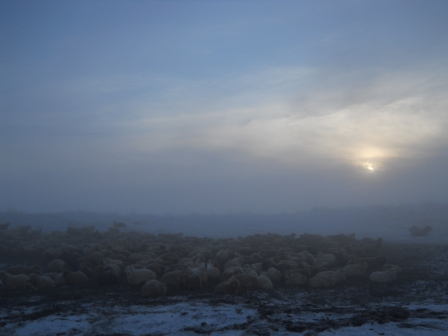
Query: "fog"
1 1 447 221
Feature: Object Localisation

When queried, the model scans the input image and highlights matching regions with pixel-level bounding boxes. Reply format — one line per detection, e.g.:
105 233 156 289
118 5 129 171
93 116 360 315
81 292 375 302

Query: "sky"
1 0 448 215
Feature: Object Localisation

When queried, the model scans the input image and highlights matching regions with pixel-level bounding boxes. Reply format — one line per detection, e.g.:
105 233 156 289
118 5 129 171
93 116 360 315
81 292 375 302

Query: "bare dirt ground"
1 242 448 335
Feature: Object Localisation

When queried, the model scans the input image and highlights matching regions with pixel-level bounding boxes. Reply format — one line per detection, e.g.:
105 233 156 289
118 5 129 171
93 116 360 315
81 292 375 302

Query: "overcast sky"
1 0 448 214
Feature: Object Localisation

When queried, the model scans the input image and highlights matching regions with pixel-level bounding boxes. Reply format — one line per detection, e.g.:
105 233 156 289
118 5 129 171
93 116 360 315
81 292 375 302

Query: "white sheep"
285 271 308 286
309 269 346 288
198 261 220 281
369 264 401 282
258 273 273 289
29 274 55 290
215 279 241 295
63 270 88 286
48 259 65 272
160 270 183 286
228 273 259 289
55 273 67 285
141 280 167 297
220 266 243 282
0 271 31 289
103 257 123 266
125 266 157 285
266 267 282 283
186 267 207 283
344 262 368 276
316 253 337 266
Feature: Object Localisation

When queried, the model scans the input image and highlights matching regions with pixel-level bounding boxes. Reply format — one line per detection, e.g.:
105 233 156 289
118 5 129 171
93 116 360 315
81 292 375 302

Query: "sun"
362 161 377 172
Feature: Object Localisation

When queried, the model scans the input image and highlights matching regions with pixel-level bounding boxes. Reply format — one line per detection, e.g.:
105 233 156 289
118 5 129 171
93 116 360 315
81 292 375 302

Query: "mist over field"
1 203 447 243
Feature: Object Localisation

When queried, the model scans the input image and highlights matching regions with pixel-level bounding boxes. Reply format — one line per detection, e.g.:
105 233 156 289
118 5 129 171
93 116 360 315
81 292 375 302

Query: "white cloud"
121 66 448 173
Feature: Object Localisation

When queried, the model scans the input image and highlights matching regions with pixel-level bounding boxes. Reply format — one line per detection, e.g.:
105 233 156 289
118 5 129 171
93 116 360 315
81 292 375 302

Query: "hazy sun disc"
362 162 377 172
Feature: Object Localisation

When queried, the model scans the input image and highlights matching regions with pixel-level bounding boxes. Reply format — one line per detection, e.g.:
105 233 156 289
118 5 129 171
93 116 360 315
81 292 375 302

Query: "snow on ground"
1 290 447 336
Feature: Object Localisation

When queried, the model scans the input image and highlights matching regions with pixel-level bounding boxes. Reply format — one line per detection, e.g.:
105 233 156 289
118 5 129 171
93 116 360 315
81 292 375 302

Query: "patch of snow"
319 319 447 336
12 314 92 336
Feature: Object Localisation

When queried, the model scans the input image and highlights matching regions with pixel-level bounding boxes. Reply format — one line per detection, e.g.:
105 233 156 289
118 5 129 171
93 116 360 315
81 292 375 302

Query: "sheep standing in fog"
28 274 55 290
5 265 41 275
215 279 241 295
369 264 401 282
125 266 156 285
94 266 120 286
410 225 432 237
257 273 273 289
0 272 31 289
198 261 220 281
309 269 346 288
344 262 368 276
160 270 183 287
266 267 282 283
48 259 65 272
285 271 308 286
62 270 88 286
141 279 166 297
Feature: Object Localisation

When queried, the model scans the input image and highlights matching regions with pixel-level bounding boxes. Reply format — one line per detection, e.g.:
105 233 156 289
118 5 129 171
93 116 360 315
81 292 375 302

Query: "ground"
1 242 447 335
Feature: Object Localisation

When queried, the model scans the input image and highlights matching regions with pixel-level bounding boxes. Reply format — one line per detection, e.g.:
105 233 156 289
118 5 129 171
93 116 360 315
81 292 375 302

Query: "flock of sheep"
0 222 402 298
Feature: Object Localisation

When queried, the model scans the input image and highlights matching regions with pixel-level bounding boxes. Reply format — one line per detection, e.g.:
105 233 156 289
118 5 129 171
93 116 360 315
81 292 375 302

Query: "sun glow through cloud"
2 1 448 214
126 67 448 174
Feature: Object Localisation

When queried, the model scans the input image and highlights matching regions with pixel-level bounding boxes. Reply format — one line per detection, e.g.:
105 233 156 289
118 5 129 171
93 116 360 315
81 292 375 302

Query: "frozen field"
1 241 447 336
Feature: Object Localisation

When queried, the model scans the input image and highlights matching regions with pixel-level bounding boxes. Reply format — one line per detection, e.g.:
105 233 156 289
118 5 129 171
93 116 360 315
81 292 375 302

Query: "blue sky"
1 0 448 214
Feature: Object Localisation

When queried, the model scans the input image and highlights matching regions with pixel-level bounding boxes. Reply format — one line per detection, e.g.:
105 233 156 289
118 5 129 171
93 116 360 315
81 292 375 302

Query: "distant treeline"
0 203 447 242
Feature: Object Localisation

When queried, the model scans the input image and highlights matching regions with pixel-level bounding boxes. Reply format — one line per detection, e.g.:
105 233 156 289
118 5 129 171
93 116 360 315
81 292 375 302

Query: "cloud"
118 65 448 174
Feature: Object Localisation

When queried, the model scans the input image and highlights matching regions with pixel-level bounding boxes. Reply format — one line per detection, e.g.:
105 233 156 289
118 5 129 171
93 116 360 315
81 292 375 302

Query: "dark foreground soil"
1 242 448 335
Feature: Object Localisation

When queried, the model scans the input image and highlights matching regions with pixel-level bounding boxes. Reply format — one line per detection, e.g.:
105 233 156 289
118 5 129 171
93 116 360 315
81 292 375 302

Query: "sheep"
198 261 220 281
94 266 120 286
0 272 31 289
410 225 432 237
62 270 88 286
28 274 55 290
55 273 67 285
103 257 123 267
48 259 66 272
284 271 308 286
145 263 167 279
358 256 387 270
158 253 180 264
266 267 282 283
180 273 202 290
141 280 167 297
369 268 397 282
113 221 127 229
316 253 337 266
215 279 241 295
221 266 243 282
5 265 41 275
160 270 183 287
229 273 259 290
125 266 156 285
369 264 402 283
274 260 299 272
362 238 383 256
79 263 94 278
309 269 346 288
223 258 243 270
344 262 368 276
186 267 207 283
258 273 273 290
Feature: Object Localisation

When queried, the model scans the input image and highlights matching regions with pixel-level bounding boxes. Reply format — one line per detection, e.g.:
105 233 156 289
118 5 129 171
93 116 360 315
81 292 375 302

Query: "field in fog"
0 205 447 335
